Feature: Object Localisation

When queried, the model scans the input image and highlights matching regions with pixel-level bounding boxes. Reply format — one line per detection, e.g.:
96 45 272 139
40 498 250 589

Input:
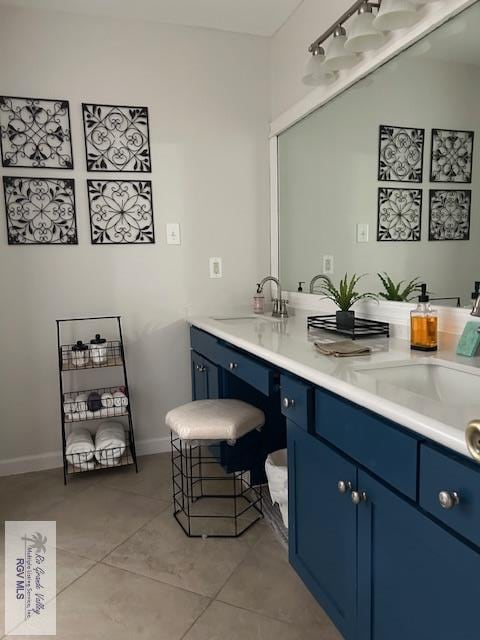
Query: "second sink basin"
353 359 480 408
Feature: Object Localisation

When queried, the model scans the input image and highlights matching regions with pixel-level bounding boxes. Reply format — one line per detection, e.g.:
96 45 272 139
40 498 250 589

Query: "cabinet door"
357 470 480 640
191 352 220 400
288 422 357 639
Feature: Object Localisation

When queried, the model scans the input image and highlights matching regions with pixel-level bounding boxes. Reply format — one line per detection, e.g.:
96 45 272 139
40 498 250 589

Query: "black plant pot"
336 310 355 331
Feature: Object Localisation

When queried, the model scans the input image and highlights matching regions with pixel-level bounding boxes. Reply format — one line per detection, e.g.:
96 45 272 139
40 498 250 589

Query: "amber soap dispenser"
411 284 438 351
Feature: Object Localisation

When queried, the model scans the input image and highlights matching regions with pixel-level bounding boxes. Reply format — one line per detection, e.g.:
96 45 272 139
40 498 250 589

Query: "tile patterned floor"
0 453 341 640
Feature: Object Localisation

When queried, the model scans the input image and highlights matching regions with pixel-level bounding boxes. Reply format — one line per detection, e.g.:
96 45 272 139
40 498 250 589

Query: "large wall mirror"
278 2 479 308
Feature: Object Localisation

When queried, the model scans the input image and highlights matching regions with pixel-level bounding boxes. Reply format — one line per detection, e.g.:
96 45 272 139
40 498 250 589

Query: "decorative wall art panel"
430 129 474 183
82 103 152 172
429 189 471 241
0 96 73 168
378 125 425 182
377 187 422 242
3 176 77 245
87 179 155 244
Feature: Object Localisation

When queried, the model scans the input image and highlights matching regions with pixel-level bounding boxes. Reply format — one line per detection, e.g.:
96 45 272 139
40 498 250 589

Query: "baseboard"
0 435 171 477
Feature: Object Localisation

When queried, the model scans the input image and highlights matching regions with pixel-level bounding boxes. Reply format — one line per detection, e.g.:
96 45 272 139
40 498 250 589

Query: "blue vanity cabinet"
287 421 357 639
191 351 220 400
357 469 480 640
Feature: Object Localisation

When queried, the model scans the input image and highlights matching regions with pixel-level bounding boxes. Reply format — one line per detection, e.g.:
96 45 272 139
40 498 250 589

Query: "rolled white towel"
94 421 126 465
112 390 128 408
66 428 95 470
75 392 88 413
101 392 114 409
63 398 78 414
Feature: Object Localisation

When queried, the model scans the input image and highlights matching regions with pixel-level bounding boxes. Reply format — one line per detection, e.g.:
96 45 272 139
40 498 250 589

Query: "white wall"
0 6 270 472
270 0 352 119
278 57 480 304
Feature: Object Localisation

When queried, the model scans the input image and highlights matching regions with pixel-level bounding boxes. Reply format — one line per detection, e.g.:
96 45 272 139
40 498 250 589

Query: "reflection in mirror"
278 3 478 308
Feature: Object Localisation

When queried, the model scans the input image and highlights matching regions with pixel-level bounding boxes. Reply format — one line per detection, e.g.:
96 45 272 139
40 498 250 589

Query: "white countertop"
190 310 480 461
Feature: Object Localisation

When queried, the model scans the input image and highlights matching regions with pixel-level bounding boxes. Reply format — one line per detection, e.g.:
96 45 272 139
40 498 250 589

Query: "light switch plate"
209 257 222 278
166 223 181 245
357 223 369 243
323 255 334 275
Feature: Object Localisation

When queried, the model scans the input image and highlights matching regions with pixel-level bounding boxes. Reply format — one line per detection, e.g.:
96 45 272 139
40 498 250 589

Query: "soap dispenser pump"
410 284 438 352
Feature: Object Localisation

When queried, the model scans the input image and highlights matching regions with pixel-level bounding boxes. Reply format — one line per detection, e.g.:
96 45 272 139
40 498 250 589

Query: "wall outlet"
166 223 181 245
323 255 334 275
209 257 223 278
357 223 369 243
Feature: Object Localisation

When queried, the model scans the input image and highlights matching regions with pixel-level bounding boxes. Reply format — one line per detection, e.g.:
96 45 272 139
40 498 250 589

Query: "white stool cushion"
166 399 265 441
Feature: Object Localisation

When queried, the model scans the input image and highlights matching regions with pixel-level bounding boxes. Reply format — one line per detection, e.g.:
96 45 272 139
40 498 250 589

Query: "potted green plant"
378 273 422 302
317 273 378 330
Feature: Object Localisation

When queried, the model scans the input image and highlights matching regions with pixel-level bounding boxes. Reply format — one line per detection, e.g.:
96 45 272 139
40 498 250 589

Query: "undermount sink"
211 315 278 322
353 360 480 408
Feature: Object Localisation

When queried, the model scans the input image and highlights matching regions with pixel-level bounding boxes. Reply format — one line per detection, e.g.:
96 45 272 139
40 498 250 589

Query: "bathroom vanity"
190 313 480 640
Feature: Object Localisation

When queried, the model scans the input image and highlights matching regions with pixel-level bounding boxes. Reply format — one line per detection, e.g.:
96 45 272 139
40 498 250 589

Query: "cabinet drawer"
217 344 273 396
280 374 313 431
190 326 220 362
420 444 480 548
315 388 418 499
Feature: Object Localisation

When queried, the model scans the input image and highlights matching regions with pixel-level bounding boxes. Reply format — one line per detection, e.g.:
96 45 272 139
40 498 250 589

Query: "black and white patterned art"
377 187 422 241
378 125 424 182
87 179 155 244
3 176 77 245
82 103 152 172
429 189 471 241
430 129 474 183
0 96 73 168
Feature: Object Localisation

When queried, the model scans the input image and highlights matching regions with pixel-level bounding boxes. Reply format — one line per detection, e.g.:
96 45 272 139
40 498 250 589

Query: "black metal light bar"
308 0 381 52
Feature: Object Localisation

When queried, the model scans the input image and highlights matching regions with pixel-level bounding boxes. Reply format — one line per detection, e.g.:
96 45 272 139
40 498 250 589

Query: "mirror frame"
270 0 477 332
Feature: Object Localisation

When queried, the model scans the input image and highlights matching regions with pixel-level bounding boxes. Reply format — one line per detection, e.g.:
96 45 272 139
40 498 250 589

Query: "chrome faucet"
257 276 288 318
309 274 332 294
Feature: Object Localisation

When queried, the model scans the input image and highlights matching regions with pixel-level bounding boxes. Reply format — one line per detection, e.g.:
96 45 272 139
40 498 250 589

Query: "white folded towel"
75 392 88 413
101 392 114 408
66 428 95 470
94 421 126 465
112 391 128 408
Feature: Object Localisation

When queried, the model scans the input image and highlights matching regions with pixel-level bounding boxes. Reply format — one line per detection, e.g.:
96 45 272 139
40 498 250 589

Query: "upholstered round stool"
166 399 265 538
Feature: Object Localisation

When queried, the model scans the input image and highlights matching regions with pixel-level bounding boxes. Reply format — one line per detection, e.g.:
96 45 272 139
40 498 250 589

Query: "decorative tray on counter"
307 314 390 340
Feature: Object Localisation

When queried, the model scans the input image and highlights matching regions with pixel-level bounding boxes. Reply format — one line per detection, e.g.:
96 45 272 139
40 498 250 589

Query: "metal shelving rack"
56 315 138 484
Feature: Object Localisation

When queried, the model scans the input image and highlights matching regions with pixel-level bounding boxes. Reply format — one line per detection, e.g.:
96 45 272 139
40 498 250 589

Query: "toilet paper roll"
63 399 77 414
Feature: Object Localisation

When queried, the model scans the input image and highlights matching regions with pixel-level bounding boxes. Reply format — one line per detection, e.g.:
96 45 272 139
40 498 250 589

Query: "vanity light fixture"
373 0 420 31
345 2 386 52
302 45 336 86
324 26 359 71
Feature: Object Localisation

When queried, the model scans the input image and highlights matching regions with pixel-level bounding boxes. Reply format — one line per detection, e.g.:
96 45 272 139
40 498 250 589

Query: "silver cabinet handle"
229 362 238 370
351 491 368 505
438 491 460 510
337 480 352 495
283 397 295 409
195 365 206 373
466 419 480 462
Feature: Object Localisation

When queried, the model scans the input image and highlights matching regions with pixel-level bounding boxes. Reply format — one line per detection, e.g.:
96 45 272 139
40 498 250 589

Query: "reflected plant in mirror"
317 273 378 330
378 273 422 302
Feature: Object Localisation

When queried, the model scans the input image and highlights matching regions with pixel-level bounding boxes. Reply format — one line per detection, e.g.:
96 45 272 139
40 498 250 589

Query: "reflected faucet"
309 274 332 294
257 276 288 318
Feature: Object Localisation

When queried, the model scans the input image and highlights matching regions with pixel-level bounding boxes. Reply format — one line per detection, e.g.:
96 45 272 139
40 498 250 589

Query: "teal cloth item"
456 321 480 357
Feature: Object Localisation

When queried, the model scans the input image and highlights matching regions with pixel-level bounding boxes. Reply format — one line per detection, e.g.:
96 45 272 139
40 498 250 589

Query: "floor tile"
6 563 209 640
217 529 335 629
41 485 168 560
183 601 342 640
100 453 173 501
104 507 266 597
0 467 94 522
